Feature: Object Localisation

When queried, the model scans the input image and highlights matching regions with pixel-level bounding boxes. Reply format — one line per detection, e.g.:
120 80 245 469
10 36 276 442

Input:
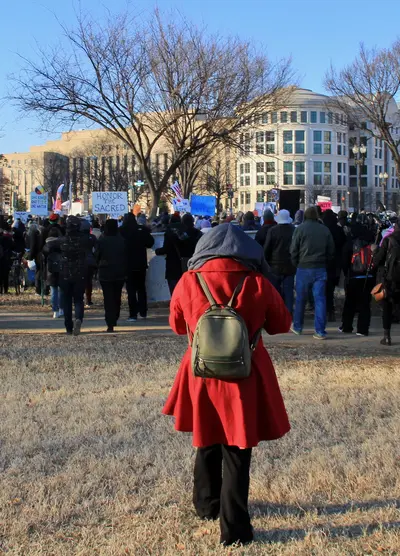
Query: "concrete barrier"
146 231 257 302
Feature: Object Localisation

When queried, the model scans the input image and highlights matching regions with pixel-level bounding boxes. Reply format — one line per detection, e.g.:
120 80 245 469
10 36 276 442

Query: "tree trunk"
149 188 161 219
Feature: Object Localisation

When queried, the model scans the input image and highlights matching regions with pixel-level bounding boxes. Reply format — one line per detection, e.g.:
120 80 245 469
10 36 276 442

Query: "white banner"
13 211 30 223
92 191 128 218
172 198 191 212
30 192 49 216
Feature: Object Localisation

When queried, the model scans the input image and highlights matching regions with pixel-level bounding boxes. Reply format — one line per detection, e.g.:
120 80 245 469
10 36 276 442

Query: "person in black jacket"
42 227 64 318
155 214 202 295
373 218 400 346
55 216 92 336
97 219 126 333
26 220 45 295
322 210 347 322
120 213 154 322
80 220 97 308
0 224 14 294
255 209 277 246
264 210 295 314
340 223 375 337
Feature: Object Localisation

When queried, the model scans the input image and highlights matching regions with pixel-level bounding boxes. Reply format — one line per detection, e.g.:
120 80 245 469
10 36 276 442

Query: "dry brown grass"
0 304 399 554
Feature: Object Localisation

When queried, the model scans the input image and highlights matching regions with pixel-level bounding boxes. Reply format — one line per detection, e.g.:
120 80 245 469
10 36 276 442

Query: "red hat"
49 214 59 222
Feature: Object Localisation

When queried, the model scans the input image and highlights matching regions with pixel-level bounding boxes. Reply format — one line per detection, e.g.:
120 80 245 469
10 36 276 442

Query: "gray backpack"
189 273 261 380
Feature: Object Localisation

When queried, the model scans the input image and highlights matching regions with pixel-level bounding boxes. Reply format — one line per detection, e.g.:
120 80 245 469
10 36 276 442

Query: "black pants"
341 277 375 335
100 280 124 327
126 270 148 318
85 266 96 304
0 264 9 293
61 280 85 333
193 444 253 545
168 279 180 296
382 292 400 331
326 270 338 314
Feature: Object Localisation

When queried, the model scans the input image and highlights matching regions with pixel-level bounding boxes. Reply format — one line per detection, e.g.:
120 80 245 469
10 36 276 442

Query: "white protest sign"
13 211 30 223
172 198 191 212
92 191 128 218
30 192 49 216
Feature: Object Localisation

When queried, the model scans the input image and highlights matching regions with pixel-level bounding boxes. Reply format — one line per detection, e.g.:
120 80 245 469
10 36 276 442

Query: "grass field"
0 296 399 555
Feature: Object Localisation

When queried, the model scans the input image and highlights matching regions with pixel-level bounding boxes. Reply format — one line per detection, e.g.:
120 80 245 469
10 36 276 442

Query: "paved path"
0 307 399 353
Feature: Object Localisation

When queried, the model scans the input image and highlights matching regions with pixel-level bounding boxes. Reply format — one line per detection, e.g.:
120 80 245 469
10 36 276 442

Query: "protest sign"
30 192 49 216
317 201 332 212
254 202 276 217
190 195 216 217
92 191 128 218
172 198 191 212
13 211 30 224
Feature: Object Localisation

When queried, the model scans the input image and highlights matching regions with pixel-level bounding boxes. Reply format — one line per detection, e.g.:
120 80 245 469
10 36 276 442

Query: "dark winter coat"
156 225 202 280
324 222 347 276
373 229 400 294
26 225 43 262
255 222 277 247
42 236 62 287
264 224 296 276
53 232 92 283
120 224 155 272
12 228 25 254
97 233 126 282
0 233 14 270
291 220 335 269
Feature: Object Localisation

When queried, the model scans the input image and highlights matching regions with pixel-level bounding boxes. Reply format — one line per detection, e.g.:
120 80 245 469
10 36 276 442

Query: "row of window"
251 111 348 126
241 130 348 156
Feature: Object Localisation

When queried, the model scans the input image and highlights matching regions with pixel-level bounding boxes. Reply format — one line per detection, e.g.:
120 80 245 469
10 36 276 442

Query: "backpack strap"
227 276 246 308
196 273 218 308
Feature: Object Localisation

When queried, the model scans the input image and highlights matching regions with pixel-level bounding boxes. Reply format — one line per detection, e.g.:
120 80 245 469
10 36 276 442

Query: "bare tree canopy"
325 41 400 180
10 8 293 216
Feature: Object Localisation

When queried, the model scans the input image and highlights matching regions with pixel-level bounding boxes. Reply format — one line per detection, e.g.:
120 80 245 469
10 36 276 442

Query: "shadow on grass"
252 498 400 518
255 520 400 544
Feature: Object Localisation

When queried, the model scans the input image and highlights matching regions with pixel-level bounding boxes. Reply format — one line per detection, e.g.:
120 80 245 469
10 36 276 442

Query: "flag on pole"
54 184 65 211
171 181 183 201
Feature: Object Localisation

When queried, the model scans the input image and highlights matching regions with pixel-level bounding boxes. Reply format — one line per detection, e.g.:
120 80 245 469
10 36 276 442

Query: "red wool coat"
163 259 291 448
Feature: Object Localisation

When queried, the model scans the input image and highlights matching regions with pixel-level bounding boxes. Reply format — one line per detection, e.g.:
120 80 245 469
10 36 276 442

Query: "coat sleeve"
263 228 273 262
262 277 291 335
168 275 187 335
373 237 389 268
326 230 335 261
290 227 300 268
145 229 155 248
155 232 168 256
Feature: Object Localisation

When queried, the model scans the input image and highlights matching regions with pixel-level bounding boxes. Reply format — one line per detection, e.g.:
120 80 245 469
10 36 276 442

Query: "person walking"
255 209 276 246
0 224 14 294
43 227 64 318
57 216 91 336
290 207 335 339
120 213 155 322
163 224 291 546
155 214 202 295
373 216 400 345
322 210 347 322
264 209 295 314
97 219 126 333
339 223 375 336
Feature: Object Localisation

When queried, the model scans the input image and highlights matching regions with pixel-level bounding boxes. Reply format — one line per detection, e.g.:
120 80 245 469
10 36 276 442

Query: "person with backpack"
373 216 400 346
163 224 291 547
339 223 375 336
42 227 64 318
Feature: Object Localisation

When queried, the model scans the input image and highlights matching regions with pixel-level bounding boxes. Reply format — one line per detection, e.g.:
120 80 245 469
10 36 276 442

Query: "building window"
290 111 297 123
256 174 265 185
266 175 275 185
335 113 340 125
314 161 331 185
280 111 288 123
256 131 264 143
328 112 333 124
240 176 244 186
284 161 293 185
265 131 275 154
271 112 278 124
245 163 250 173
256 144 264 154
301 111 307 123
245 176 250 186
240 192 244 205
295 161 305 185
266 162 275 173
262 113 268 124
245 192 251 204
311 111 317 123
295 130 305 154
283 130 293 154
257 190 265 202
320 112 326 123
324 162 332 185
256 162 264 173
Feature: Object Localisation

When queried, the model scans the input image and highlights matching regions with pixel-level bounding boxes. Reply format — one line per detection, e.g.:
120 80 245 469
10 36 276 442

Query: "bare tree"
325 41 400 182
10 9 293 217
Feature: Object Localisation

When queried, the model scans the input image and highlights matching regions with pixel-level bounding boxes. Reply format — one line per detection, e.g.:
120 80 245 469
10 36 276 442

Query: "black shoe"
380 329 392 346
66 330 73 336
220 526 254 546
106 326 114 333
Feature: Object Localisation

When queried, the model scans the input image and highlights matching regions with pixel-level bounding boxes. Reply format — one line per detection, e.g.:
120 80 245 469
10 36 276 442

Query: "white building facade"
236 88 400 213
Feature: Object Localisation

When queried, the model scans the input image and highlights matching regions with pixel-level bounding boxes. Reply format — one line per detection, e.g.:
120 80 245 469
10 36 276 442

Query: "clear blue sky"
1 0 399 154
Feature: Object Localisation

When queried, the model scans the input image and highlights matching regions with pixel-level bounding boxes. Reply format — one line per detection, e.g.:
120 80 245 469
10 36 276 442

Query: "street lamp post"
351 143 367 213
379 171 389 210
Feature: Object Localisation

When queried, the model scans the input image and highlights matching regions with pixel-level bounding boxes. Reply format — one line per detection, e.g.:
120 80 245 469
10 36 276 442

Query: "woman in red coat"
163 224 291 546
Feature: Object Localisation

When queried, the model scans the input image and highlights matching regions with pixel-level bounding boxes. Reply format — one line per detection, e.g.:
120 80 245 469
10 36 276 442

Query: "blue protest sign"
190 195 216 217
